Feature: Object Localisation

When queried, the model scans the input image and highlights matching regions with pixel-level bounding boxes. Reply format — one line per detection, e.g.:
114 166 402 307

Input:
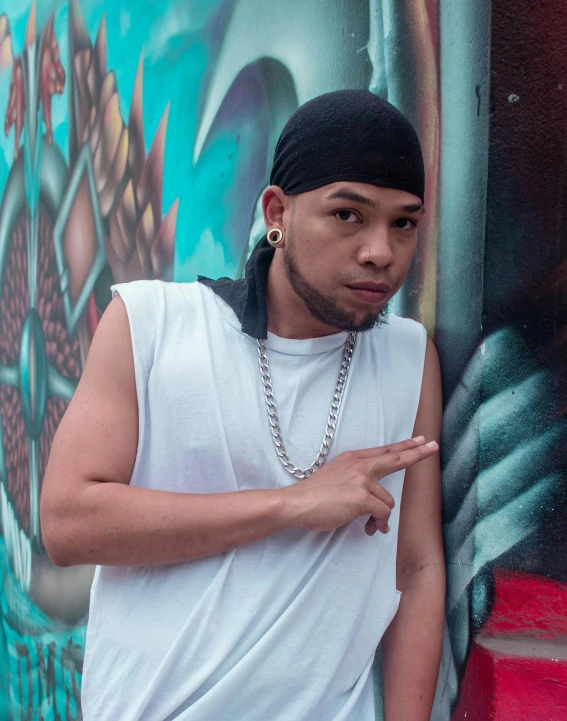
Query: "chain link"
257 332 357 479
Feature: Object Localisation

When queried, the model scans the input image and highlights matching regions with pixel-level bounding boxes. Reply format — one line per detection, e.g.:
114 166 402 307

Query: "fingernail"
425 441 438 449
412 435 425 443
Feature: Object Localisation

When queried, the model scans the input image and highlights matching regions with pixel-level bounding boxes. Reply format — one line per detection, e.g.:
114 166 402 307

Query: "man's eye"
334 210 359 223
394 218 417 230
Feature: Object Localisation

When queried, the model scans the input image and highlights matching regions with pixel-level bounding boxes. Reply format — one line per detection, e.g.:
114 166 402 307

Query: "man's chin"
332 307 390 333
282 251 390 333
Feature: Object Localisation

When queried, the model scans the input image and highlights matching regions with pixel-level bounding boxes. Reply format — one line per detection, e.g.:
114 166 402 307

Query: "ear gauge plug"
267 228 283 246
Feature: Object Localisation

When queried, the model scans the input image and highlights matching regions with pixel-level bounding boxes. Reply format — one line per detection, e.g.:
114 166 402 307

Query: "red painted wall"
453 570 567 721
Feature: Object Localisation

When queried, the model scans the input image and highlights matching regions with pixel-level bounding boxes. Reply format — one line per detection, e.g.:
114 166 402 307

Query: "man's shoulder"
371 312 427 344
362 314 428 378
111 279 202 306
110 280 209 342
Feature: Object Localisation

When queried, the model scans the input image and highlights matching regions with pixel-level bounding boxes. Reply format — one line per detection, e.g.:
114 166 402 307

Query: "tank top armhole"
384 315 429 441
110 281 160 483
410 322 429 434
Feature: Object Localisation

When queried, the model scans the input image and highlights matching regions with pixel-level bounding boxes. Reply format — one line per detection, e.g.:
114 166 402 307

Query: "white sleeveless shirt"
81 280 426 721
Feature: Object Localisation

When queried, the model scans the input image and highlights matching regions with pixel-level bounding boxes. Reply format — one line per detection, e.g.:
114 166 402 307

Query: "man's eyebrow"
325 190 377 208
325 190 424 214
398 203 425 214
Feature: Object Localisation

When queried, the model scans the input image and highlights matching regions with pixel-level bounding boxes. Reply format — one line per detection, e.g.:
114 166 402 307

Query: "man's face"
279 181 424 332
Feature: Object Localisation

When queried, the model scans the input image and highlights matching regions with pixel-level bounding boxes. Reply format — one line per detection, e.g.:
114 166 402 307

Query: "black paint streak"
61 639 83 720
15 643 32 721
37 642 61 721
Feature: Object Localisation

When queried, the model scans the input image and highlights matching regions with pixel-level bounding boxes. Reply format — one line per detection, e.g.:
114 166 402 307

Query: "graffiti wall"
0 0 564 719
445 0 567 718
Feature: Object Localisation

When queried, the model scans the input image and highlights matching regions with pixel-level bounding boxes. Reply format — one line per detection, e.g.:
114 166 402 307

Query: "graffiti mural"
0 0 564 719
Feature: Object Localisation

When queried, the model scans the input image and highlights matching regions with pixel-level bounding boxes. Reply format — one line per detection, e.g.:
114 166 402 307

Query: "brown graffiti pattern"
0 209 81 534
0 214 30 532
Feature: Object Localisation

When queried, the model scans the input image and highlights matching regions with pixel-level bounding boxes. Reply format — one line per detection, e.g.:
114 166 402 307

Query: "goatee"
283 247 390 333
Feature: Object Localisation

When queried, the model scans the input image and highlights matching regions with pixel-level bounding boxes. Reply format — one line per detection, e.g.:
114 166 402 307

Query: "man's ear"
262 185 290 229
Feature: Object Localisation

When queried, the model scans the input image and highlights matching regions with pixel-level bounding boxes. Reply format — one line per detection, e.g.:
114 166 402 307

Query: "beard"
282 244 390 333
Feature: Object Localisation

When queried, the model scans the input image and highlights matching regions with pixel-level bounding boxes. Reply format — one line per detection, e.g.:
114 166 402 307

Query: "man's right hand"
284 437 439 536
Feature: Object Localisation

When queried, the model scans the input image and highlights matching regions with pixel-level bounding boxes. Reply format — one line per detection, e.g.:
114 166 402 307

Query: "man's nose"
356 226 395 268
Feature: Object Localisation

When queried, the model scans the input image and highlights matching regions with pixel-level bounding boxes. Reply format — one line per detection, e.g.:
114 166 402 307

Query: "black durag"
198 89 425 338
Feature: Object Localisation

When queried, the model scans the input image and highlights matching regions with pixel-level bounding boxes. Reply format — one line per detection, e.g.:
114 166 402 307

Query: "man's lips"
346 282 393 305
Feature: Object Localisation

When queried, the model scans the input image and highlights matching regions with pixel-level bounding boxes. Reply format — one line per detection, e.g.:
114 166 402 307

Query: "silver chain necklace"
257 331 357 479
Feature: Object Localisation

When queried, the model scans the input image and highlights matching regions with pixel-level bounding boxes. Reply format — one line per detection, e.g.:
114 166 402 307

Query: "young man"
41 90 445 721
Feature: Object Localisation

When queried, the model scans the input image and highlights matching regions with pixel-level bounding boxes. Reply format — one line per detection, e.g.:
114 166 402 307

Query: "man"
41 90 445 721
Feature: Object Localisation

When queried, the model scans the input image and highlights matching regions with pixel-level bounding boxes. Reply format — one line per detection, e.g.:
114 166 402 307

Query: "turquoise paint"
19 309 48 441
0 539 85 720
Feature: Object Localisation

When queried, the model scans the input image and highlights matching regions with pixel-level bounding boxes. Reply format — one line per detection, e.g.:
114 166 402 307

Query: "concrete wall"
0 1 564 719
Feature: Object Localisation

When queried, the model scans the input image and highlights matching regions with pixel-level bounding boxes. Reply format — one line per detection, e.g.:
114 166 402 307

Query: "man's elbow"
39 493 79 567
42 531 75 567
397 552 446 592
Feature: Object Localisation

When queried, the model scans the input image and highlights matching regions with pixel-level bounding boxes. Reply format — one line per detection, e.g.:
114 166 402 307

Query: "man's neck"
265 251 341 340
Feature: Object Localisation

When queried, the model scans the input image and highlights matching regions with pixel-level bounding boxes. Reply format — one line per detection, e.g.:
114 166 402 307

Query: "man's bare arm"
39 296 296 567
381 336 446 721
40 297 438 568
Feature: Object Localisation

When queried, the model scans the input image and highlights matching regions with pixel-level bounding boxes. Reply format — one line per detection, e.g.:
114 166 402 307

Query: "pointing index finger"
369 440 438 477
352 436 426 461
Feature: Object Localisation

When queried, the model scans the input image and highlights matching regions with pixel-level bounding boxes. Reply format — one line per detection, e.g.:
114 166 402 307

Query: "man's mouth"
346 282 392 305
